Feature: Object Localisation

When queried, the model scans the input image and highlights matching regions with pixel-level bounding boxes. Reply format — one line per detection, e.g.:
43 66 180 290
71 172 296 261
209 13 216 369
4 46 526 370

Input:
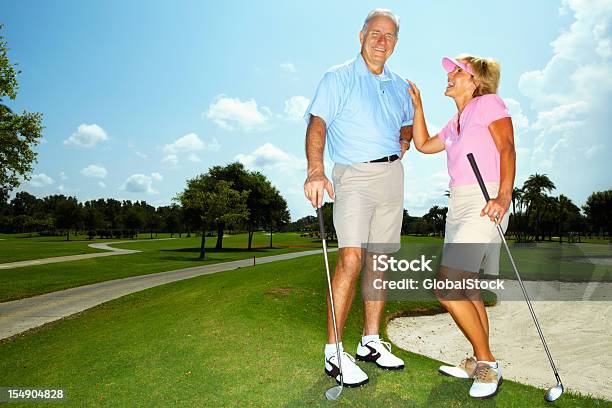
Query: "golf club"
467 153 564 402
317 206 344 400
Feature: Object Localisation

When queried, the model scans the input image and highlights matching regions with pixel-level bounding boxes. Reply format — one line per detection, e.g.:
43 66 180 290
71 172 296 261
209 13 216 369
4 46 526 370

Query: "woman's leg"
436 266 495 362
471 298 489 336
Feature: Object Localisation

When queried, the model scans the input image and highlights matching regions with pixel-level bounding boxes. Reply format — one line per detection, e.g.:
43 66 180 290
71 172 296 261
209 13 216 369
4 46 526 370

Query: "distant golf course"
0 233 609 406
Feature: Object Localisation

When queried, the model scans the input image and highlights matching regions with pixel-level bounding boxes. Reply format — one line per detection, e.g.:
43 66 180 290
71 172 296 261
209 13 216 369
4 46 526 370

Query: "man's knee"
337 247 364 274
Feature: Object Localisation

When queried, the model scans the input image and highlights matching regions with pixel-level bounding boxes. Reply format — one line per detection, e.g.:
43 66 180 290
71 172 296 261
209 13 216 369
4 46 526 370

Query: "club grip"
466 153 491 202
316 206 326 240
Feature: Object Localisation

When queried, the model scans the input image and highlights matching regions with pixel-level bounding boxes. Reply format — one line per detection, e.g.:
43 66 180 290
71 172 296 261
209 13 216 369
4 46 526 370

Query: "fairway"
0 232 341 302
1 234 608 303
0 253 606 407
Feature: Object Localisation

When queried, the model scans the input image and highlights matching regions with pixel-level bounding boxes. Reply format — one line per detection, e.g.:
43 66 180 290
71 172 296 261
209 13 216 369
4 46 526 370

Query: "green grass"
0 232 218 263
1 233 609 303
0 253 607 407
0 233 110 263
0 232 191 263
0 232 338 302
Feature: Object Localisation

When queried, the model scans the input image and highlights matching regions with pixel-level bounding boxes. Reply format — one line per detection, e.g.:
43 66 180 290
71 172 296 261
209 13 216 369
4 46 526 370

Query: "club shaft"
495 224 561 381
467 152 562 385
322 239 343 386
318 206 343 387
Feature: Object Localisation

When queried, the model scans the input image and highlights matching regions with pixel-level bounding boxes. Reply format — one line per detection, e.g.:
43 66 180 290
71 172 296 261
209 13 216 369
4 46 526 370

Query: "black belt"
366 154 399 163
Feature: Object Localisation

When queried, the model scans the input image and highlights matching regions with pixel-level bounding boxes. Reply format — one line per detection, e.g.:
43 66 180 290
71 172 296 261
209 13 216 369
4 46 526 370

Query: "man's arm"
399 125 413 159
304 115 334 208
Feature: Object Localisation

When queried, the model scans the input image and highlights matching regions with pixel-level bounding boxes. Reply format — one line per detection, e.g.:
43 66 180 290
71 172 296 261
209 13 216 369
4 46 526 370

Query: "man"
303 9 414 388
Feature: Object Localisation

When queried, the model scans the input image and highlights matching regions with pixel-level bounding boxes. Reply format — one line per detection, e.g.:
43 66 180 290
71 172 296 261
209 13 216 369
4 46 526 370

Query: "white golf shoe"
325 351 369 387
469 361 503 399
356 338 405 370
439 356 477 378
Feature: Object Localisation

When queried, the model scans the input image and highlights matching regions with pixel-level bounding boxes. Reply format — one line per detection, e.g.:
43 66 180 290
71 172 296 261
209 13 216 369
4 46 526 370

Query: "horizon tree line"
0 163 291 259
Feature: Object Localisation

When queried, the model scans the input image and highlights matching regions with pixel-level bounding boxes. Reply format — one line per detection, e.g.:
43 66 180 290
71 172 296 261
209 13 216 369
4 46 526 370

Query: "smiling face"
444 62 478 98
359 15 398 73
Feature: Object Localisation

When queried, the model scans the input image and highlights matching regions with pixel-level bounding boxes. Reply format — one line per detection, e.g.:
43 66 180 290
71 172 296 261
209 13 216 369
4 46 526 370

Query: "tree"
265 186 290 248
522 174 556 241
207 162 291 250
159 204 182 238
124 207 145 238
10 191 40 216
0 25 44 192
423 205 447 237
583 190 612 238
177 175 249 259
83 203 104 239
54 196 82 241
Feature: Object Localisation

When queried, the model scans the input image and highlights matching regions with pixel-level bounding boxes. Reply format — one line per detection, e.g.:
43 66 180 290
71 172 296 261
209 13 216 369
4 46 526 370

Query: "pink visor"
442 57 474 76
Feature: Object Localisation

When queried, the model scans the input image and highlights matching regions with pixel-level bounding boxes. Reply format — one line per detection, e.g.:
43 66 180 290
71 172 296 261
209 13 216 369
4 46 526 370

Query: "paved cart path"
0 238 178 269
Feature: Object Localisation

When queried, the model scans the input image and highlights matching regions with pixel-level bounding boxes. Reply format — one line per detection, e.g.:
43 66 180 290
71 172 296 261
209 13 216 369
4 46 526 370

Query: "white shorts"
441 182 509 275
331 160 404 252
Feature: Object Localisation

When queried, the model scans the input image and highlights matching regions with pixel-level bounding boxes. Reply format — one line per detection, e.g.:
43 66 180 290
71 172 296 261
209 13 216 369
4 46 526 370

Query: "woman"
406 54 515 399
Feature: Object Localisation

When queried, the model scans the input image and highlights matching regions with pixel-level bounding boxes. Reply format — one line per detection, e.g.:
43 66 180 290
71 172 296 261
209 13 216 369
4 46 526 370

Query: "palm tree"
511 187 523 240
522 174 556 241
557 194 571 243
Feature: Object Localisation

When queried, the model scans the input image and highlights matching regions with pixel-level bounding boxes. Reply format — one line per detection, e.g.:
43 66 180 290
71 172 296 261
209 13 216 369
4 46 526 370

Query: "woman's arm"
406 80 445 154
481 117 516 224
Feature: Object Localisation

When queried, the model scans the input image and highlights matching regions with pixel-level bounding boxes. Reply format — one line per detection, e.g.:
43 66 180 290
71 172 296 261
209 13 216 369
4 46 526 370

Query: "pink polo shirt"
438 94 510 187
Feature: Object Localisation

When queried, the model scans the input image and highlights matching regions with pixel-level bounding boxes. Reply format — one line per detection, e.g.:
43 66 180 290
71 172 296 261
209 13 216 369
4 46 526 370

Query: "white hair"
361 8 400 35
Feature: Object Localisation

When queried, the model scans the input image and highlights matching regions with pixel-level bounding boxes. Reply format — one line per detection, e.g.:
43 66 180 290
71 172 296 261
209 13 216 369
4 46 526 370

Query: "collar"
355 53 392 81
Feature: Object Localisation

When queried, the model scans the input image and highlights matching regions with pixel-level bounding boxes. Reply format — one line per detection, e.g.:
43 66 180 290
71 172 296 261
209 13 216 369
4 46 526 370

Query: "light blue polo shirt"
304 54 414 164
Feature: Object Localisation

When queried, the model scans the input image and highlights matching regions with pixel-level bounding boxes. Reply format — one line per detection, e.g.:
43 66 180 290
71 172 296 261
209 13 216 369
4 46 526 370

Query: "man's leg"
362 251 384 336
355 160 405 369
324 246 370 388
327 247 363 343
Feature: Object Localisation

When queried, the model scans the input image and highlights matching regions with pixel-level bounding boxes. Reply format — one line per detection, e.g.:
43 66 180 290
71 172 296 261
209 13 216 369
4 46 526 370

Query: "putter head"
325 385 343 400
544 382 564 402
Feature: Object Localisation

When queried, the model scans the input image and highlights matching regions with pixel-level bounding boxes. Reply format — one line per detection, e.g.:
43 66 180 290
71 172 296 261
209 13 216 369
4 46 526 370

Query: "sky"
2 0 611 220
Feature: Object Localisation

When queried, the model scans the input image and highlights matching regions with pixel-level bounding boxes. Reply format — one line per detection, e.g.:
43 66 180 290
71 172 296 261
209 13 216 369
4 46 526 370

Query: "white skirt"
441 182 509 275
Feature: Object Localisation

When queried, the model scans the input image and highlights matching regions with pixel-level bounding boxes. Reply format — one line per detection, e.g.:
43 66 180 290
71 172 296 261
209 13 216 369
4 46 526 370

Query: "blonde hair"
456 54 501 96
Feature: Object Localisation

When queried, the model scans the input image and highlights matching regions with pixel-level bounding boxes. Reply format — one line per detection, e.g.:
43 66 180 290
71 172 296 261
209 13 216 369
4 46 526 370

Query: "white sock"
325 342 343 359
361 334 380 345
477 360 498 368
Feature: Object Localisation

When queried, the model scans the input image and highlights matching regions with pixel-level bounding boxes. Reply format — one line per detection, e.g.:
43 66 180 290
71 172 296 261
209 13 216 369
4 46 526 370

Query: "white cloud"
29 173 53 187
162 154 178 166
207 137 221 152
163 133 204 154
63 124 108 148
188 153 202 162
284 96 310 121
136 151 147 159
205 95 271 131
121 174 158 194
98 181 106 188
503 98 529 132
57 184 65 193
236 143 306 170
585 144 606 158
280 62 297 73
59 171 67 181
150 172 163 181
515 0 611 203
81 164 108 179
162 133 220 166
236 143 308 219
